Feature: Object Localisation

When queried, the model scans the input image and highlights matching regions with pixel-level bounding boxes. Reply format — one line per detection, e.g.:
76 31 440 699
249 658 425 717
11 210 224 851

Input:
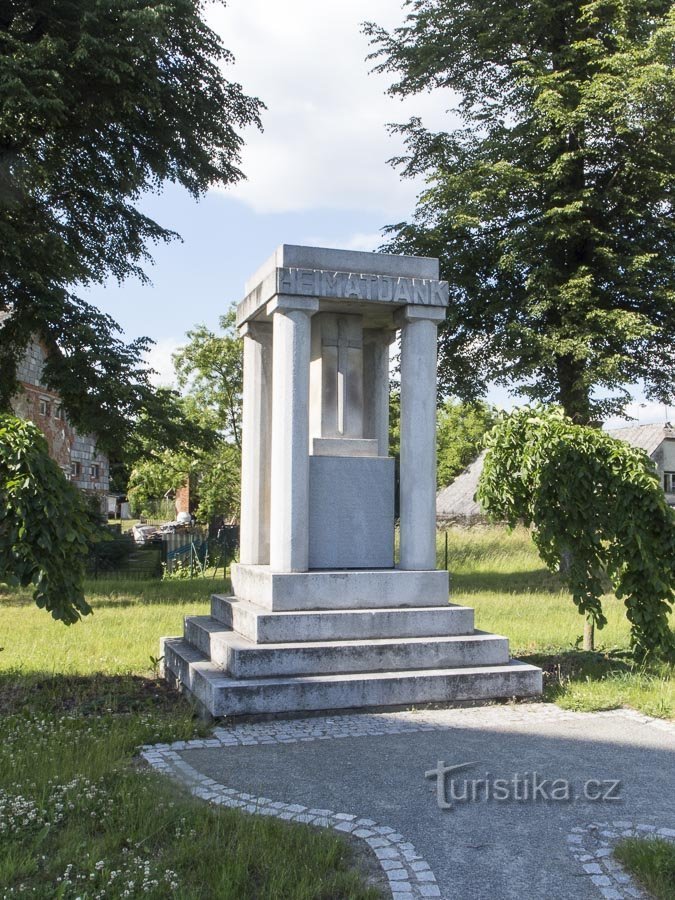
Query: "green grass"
0 578 381 899
437 525 674 718
613 836 675 900
0 577 215 675
1 526 673 896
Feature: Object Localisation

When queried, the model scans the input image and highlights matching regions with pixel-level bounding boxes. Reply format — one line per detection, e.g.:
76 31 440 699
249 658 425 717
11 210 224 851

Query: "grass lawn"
439 525 674 719
1 525 672 897
0 577 381 899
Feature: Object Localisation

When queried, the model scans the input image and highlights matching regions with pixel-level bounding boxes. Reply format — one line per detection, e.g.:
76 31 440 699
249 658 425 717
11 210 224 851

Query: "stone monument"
163 245 541 716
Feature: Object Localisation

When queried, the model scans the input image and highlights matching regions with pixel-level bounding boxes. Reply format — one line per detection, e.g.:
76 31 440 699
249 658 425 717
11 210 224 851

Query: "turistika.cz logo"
425 761 622 809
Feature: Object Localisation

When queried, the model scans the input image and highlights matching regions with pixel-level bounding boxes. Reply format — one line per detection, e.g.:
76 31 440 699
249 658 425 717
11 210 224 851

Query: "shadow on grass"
449 568 565 594
0 669 191 718
519 647 672 704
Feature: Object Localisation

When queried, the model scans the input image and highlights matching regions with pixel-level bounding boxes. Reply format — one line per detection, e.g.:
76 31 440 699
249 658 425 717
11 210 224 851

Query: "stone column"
239 321 273 565
268 296 319 572
363 328 395 457
395 306 446 571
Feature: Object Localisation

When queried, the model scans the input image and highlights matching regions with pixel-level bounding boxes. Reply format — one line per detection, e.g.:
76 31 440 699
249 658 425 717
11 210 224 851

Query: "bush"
0 415 97 623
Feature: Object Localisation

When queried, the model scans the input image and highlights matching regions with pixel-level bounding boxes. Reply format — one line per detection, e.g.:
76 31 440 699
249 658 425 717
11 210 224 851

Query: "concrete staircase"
163 590 542 718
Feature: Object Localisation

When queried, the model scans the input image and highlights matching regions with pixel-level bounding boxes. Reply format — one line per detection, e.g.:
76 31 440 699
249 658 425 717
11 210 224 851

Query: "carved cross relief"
310 313 364 441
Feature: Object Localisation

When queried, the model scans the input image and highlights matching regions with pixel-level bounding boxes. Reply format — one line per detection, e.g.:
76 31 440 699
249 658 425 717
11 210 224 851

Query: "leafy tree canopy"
127 311 243 522
0 0 262 449
173 309 243 449
0 415 97 623
477 406 675 656
437 399 496 487
366 1 675 423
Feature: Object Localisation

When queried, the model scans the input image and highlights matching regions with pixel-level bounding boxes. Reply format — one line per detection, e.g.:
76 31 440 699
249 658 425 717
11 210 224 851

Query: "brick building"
6 330 110 501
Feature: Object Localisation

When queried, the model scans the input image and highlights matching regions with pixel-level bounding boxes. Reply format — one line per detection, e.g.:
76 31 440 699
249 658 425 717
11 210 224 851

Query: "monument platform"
163 589 542 718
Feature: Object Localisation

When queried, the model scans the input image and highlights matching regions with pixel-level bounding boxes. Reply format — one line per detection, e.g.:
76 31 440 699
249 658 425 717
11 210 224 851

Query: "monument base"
162 567 542 718
230 564 450 610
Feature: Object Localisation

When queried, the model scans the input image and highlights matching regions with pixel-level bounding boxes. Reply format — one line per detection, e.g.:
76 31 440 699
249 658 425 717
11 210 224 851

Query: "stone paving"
141 704 674 900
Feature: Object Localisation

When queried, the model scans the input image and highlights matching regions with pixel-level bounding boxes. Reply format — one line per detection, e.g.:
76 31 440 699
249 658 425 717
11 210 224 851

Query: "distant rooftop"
606 423 675 457
436 451 487 521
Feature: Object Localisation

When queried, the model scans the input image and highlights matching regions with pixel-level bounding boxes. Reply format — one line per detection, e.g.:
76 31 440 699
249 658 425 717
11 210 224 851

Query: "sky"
81 0 668 430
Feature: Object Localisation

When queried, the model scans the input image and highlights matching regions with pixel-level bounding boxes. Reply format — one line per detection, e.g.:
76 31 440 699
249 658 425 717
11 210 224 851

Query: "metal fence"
87 523 239 580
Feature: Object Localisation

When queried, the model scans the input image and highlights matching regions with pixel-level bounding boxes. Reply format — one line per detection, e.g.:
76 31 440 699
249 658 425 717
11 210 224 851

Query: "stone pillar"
363 329 394 457
268 296 319 572
395 306 446 571
239 321 273 565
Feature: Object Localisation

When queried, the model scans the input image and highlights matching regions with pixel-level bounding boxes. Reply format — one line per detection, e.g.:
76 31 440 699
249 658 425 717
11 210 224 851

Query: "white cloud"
145 338 180 388
208 0 457 216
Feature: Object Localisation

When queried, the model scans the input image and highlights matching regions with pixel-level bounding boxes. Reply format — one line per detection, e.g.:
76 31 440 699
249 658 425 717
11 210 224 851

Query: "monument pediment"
236 244 449 328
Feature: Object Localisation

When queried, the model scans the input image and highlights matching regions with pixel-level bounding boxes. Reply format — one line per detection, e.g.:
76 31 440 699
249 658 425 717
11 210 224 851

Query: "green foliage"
477 407 675 656
0 0 261 448
366 1 675 422
614 836 675 900
173 308 243 449
0 415 95 623
437 400 496 487
127 312 243 522
127 450 192 517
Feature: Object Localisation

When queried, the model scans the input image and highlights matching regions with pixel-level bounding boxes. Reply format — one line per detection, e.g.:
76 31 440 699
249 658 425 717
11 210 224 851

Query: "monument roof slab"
237 244 449 329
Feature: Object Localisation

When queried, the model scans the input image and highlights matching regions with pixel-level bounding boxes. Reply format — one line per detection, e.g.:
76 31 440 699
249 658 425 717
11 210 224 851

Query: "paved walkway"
141 704 674 900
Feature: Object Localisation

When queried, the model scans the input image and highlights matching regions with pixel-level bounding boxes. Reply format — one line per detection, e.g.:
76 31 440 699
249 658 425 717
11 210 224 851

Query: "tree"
127 312 243 522
477 406 675 657
436 400 496 487
0 0 262 448
366 1 675 424
173 309 243 450
0 415 97 623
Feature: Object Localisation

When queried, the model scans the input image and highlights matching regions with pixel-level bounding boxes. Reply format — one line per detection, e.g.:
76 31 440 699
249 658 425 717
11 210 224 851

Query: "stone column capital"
266 295 320 317
363 326 397 346
393 305 446 327
239 320 273 340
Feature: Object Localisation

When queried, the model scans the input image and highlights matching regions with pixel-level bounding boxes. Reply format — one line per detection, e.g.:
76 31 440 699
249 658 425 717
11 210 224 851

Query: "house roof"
606 423 675 457
436 422 675 519
436 450 487 520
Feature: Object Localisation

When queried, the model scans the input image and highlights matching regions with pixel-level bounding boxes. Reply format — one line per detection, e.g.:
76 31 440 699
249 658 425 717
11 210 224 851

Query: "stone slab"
238 245 448 329
163 637 543 717
244 245 440 296
229 565 450 611
311 437 379 457
210 595 476 643
308 456 395 569
184 616 510 678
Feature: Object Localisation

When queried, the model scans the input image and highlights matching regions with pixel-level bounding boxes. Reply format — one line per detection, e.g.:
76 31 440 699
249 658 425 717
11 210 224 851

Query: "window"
664 472 675 493
39 398 50 416
71 461 81 478
55 405 63 420
90 464 100 479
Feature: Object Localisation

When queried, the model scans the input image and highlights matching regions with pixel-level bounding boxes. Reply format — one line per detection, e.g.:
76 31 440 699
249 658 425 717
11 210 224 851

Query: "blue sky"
82 0 666 428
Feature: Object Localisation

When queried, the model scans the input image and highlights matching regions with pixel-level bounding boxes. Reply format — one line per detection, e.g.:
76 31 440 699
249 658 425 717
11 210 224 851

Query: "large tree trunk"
556 353 592 424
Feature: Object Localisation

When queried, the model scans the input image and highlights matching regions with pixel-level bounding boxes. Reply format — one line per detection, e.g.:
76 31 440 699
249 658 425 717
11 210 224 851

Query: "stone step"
162 637 543 718
211 594 475 643
184 615 509 677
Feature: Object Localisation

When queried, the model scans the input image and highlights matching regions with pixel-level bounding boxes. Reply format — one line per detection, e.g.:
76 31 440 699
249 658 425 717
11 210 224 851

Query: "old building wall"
10 337 110 495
